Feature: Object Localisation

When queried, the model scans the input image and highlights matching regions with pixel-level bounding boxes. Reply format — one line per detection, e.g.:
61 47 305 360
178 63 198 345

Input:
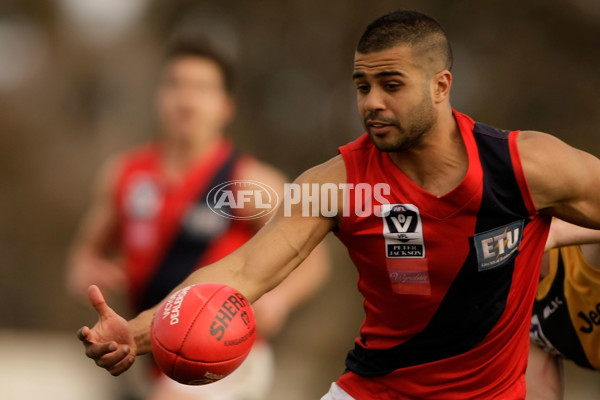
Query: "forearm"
258 240 331 312
545 218 600 250
127 218 325 353
126 254 251 355
128 308 156 355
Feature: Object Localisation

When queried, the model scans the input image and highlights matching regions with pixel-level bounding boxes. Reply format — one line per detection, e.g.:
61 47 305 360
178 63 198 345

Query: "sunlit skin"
353 45 466 196
353 46 437 152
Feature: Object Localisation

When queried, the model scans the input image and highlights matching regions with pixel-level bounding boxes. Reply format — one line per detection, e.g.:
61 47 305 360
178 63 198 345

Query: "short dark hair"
164 35 235 93
357 10 453 71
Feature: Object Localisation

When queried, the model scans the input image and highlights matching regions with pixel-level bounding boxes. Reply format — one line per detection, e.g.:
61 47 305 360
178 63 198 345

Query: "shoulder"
100 143 159 183
294 155 347 186
94 154 127 193
516 130 584 210
516 130 577 176
233 156 289 193
94 143 158 194
235 153 347 187
517 130 564 149
120 143 159 166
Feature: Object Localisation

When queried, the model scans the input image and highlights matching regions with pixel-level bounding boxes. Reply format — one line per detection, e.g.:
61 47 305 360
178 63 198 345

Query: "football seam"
153 327 252 364
174 284 229 376
175 348 251 364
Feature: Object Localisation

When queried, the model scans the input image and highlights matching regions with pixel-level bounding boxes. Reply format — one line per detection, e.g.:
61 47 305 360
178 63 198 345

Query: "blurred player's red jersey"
334 110 550 399
113 139 254 313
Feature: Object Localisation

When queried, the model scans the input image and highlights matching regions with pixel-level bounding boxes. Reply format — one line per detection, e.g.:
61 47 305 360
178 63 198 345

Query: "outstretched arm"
545 219 600 251
233 157 332 337
78 155 345 375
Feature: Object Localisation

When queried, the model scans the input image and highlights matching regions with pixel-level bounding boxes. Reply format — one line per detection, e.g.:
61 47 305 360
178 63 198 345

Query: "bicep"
519 131 600 228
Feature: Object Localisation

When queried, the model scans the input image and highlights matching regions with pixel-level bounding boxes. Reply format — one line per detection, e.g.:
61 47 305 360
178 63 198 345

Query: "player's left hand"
77 285 136 376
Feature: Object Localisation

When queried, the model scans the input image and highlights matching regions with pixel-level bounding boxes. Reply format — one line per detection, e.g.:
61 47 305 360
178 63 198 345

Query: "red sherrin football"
151 283 256 385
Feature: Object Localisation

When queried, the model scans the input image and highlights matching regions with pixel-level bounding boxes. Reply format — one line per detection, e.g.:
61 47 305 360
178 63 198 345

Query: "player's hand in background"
67 259 126 303
252 292 289 338
77 285 136 376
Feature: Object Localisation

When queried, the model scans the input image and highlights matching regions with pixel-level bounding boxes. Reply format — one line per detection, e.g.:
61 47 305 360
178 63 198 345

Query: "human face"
157 56 233 143
353 45 437 152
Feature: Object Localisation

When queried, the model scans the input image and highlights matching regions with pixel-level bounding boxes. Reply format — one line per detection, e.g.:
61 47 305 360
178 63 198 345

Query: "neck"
387 107 467 196
161 131 222 174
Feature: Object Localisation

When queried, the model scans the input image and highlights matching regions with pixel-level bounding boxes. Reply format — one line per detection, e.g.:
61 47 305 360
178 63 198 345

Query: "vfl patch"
125 174 162 219
473 220 524 271
381 203 425 258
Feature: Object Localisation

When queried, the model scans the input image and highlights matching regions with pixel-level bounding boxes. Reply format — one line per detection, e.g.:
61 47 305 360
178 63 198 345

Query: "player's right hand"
77 285 136 376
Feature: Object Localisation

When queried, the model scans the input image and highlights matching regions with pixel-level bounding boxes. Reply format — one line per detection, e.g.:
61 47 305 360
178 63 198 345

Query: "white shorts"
320 382 356 400
148 341 275 400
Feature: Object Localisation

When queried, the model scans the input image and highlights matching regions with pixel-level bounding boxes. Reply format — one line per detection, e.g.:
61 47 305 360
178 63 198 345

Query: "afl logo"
391 205 406 213
206 180 279 220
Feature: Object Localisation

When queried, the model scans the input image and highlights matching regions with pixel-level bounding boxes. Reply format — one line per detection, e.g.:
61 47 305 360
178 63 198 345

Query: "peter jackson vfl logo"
473 220 524 271
381 203 425 258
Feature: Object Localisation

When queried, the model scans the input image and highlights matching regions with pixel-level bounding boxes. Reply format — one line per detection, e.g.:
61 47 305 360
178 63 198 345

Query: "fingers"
93 345 129 368
85 341 120 360
77 326 90 343
83 341 135 375
107 353 136 376
79 285 136 376
88 285 112 318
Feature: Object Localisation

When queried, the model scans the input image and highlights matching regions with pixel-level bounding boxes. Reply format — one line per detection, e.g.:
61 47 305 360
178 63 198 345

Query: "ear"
432 70 452 103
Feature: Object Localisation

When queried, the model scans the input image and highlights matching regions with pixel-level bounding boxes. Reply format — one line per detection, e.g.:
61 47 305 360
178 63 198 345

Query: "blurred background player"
526 219 600 400
66 35 330 400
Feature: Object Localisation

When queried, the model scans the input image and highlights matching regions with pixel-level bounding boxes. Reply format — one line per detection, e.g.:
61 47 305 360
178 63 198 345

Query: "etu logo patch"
473 220 524 271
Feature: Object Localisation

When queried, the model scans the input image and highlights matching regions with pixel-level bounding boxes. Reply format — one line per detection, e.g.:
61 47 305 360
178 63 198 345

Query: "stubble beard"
367 93 437 153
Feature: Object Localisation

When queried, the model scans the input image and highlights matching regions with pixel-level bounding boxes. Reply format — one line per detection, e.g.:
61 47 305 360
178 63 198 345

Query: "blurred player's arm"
545 218 600 251
525 344 563 400
519 131 600 228
234 157 332 337
78 155 344 376
66 157 125 301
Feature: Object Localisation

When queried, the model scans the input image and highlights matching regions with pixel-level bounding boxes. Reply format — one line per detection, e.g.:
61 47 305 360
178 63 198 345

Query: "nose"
361 88 386 113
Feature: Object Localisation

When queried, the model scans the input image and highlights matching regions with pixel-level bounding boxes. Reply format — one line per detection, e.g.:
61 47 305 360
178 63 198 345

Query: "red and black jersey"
334 110 551 399
113 139 255 313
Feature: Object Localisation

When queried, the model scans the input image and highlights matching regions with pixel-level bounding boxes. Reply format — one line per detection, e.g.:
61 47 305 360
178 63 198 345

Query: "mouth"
367 120 395 136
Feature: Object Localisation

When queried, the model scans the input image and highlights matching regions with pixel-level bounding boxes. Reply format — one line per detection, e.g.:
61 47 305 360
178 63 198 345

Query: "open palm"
77 285 136 376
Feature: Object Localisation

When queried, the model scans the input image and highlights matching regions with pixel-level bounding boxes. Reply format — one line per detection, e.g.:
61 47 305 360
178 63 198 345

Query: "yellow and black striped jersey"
530 246 600 370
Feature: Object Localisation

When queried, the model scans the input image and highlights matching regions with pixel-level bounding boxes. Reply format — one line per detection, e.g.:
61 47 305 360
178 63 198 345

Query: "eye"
356 84 370 94
384 82 401 91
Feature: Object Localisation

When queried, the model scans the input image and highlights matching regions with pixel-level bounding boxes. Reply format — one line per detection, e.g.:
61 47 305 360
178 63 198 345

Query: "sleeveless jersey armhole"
508 131 537 217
